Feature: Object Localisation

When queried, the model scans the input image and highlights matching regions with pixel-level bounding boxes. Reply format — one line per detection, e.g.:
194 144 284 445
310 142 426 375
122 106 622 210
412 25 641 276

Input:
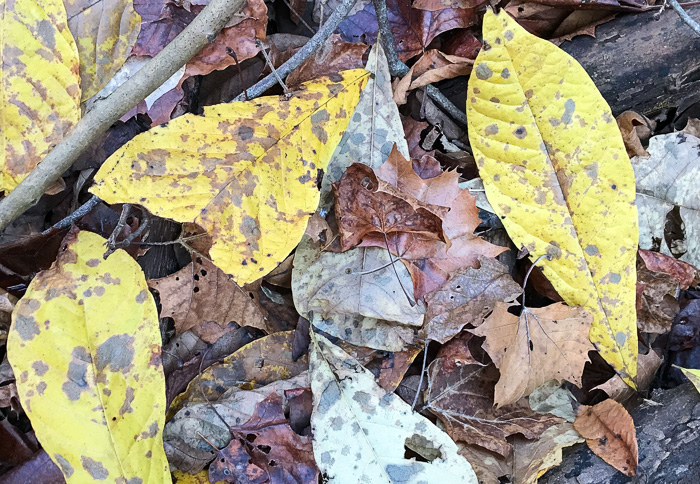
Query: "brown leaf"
681 117 700 138
362 146 505 299
593 349 663 402
333 162 449 251
471 302 595 407
148 257 267 342
457 443 510 484
616 111 651 158
574 399 638 476
636 256 680 334
286 34 368 87
413 0 484 12
394 50 473 105
423 256 522 344
284 387 312 435
401 115 432 160
435 332 481 370
638 249 698 290
442 29 482 58
424 361 562 456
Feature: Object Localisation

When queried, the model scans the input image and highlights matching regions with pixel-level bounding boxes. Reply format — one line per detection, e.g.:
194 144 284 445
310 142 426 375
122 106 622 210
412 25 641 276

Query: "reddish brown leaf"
617 111 651 158
359 147 505 299
441 29 482 58
639 249 698 290
209 439 268 483
574 399 638 476
424 361 562 456
333 162 449 251
636 256 680 334
401 115 432 160
394 49 473 105
413 0 484 11
148 257 267 342
423 256 522 344
286 34 368 87
435 332 480 371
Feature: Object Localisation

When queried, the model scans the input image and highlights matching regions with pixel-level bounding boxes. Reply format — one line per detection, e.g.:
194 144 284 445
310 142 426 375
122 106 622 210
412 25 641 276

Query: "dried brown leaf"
394 50 473 105
574 399 638 476
593 349 663 402
616 111 651 158
287 34 368 87
638 249 698 290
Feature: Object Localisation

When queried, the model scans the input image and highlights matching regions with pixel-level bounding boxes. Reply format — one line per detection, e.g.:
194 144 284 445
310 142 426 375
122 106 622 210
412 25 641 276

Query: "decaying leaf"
594 349 662 402
422 256 522 344
91 69 369 285
636 256 680 334
574 399 638 476
424 359 562 457
286 34 368 87
511 422 584 484
467 10 639 386
360 146 505 300
638 249 698 290
7 230 169 482
293 235 424 351
168 331 307 418
471 302 595 407
616 111 651 158
309 331 478 483
1 0 81 193
148 255 266 342
65 0 141 100
394 49 473 105
457 444 509 484
632 132 700 267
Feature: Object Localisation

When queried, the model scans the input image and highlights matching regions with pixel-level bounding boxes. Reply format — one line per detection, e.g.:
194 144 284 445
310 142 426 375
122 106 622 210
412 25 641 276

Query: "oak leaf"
467 10 639 386
148 256 267 342
309 331 478 483
574 399 638 476
424 359 562 457
1 0 81 193
7 230 169 483
471 302 595 407
91 69 369 285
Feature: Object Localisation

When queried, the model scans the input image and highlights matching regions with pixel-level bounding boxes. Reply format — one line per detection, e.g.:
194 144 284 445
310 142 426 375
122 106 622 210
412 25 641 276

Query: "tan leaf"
593 350 663 402
394 50 473 105
574 399 638 476
636 257 679 334
471 302 595 407
616 111 651 158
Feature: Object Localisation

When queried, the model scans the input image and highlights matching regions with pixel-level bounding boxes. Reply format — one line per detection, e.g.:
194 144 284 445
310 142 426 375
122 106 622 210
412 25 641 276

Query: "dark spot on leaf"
81 456 109 480
95 334 135 372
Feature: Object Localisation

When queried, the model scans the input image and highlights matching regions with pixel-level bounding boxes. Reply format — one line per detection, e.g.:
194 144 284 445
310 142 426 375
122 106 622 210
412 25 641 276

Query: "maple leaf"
333 162 449 251
356 146 505 300
471 302 595 407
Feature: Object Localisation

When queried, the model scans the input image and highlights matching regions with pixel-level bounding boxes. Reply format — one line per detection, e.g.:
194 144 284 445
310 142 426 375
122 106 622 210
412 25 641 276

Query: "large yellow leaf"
7 230 170 483
466 10 638 385
65 0 141 100
91 69 369 284
1 0 81 193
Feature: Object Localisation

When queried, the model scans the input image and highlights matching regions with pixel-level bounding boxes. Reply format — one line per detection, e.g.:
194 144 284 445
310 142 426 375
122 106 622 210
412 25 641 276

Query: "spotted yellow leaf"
65 0 141 100
674 365 700 394
91 69 369 284
7 229 170 483
467 10 638 385
1 0 81 193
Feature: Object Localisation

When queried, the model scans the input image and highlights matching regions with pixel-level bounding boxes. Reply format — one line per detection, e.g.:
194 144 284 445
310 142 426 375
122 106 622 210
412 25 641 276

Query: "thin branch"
256 39 289 93
668 0 700 35
372 0 468 126
280 0 317 34
0 0 249 233
233 0 359 101
411 340 429 411
42 195 100 234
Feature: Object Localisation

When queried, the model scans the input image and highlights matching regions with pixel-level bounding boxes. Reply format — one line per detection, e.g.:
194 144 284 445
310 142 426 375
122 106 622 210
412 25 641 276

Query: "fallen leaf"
309 331 478 483
457 444 510 484
208 393 319 484
148 256 267 342
638 249 698 290
681 117 700 138
632 133 700 267
574 399 638 476
528 381 578 422
334 162 449 250
423 256 522 344
7 230 169 482
472 302 595 406
394 50 473 105
286 34 368 87
362 146 506 300
65 0 141 100
1 0 81 193
292 235 424 351
167 331 308 418
616 111 651 158
467 10 639 386
338 0 476 61
636 256 680 334
424 360 562 456
674 365 700 393
312 0 371 25
442 29 482 58
434 332 481 370
413 0 484 11
91 69 369 285
511 422 584 484
594 349 662 402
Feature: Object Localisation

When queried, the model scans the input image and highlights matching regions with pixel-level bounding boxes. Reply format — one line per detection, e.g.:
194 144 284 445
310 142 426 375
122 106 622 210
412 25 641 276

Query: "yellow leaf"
91 69 369 285
1 0 81 193
674 365 700 394
7 230 170 483
466 10 638 385
65 0 141 100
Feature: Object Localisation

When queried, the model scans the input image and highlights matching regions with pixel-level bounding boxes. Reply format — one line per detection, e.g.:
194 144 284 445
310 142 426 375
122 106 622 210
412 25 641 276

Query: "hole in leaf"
246 434 256 443
257 445 271 454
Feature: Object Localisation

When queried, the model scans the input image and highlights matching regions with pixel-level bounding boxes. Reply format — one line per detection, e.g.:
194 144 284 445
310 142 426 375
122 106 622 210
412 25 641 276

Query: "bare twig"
42 195 100 234
0 0 249 233
372 0 468 126
411 340 429 411
225 47 249 101
521 254 552 310
105 204 132 257
280 0 317 34
256 39 289 93
233 0 359 101
668 0 700 35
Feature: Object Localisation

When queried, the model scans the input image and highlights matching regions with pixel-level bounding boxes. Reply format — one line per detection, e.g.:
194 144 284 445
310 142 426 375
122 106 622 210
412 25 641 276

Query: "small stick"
256 39 289 94
104 203 132 257
280 0 317 34
112 209 150 249
521 254 552 310
42 195 100 234
411 340 429 411
226 47 249 101
667 0 700 35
